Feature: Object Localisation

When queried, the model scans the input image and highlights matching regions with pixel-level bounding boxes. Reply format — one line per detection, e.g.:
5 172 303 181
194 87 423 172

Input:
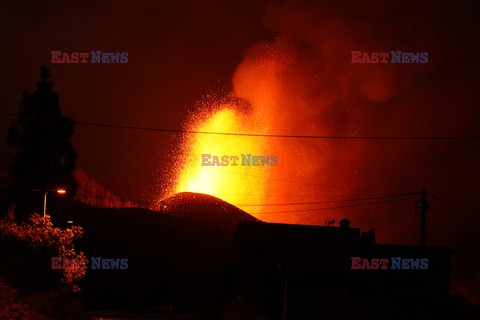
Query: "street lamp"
43 188 67 217
15 184 68 217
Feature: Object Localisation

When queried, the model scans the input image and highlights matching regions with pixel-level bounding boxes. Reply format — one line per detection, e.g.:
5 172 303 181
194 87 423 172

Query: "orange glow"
169 43 335 224
56 189 67 194
170 46 291 219
174 106 272 212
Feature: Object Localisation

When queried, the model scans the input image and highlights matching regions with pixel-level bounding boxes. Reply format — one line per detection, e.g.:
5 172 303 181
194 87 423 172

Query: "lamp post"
43 188 67 217
15 184 67 218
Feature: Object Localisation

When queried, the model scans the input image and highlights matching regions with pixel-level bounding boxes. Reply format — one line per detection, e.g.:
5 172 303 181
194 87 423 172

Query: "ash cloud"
227 0 480 303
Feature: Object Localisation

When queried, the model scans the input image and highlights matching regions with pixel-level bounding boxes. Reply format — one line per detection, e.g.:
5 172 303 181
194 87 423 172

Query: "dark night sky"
0 0 479 303
0 0 271 198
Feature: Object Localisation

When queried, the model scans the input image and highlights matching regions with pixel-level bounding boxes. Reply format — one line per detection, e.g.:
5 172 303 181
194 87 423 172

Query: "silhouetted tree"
6 66 77 196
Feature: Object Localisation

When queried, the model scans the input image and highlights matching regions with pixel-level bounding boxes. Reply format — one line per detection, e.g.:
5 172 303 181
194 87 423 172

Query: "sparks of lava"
173 103 278 212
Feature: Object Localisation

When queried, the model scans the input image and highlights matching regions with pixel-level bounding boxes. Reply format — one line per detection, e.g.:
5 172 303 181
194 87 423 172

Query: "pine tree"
6 66 78 196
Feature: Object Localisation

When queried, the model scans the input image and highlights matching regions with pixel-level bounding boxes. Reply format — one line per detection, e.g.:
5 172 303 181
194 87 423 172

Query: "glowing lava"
168 43 325 223
174 106 273 209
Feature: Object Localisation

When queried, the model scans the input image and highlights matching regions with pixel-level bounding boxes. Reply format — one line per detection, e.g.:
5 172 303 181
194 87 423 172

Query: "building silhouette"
230 219 451 320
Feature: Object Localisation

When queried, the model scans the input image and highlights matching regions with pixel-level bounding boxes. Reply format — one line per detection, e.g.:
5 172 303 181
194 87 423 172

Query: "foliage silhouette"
0 205 86 292
6 66 77 196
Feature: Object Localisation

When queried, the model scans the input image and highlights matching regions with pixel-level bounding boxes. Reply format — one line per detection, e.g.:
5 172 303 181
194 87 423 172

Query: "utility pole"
415 188 429 247
279 261 287 320
283 275 288 320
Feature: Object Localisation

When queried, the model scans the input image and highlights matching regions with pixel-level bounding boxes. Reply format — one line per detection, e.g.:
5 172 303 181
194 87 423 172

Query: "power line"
215 167 324 187
426 224 475 246
1 112 479 140
71 133 413 193
428 192 480 215
236 192 419 207
426 226 461 244
427 192 480 227
74 133 328 188
71 121 480 140
74 133 315 187
364 218 418 223
73 136 160 160
72 134 413 193
250 195 418 214
216 191 418 198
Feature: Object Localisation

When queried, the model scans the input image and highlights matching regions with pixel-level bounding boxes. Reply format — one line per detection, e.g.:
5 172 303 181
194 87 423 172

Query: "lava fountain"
168 46 297 218
173 103 277 212
166 43 338 223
